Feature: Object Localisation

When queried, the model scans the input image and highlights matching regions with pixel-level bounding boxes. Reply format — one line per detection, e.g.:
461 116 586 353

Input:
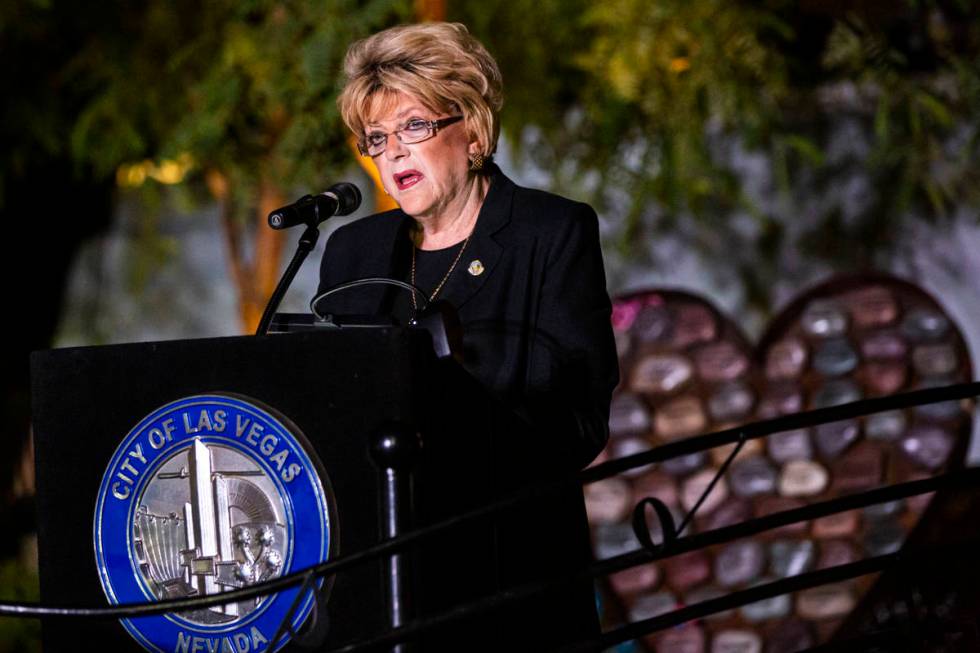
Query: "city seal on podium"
93 394 335 652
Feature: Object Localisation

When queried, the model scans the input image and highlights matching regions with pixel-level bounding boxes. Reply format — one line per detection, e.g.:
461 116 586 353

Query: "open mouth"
394 170 423 191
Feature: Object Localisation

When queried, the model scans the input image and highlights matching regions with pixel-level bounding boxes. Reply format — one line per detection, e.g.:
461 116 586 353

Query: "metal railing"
3 382 979 652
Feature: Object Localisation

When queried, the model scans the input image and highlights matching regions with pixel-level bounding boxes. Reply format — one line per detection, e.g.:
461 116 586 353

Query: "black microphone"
268 182 362 229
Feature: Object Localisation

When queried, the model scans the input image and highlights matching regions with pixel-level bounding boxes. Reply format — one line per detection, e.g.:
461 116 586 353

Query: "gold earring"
469 152 484 171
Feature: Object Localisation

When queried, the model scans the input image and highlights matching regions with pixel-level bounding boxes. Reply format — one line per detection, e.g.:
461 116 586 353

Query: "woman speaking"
317 22 618 648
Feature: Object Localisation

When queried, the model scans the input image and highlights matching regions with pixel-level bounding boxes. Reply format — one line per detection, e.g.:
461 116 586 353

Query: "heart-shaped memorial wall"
588 274 974 652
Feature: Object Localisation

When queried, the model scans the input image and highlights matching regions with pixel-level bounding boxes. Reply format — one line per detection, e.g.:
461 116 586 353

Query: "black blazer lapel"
440 167 514 311
373 213 414 314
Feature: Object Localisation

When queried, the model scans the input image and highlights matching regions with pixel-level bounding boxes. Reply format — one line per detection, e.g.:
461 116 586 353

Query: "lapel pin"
468 259 485 276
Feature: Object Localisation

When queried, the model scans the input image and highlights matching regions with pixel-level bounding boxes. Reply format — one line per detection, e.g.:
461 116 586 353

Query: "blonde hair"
338 22 504 164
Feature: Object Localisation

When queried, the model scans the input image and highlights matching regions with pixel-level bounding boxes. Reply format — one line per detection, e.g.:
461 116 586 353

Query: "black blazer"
317 164 619 470
315 164 618 647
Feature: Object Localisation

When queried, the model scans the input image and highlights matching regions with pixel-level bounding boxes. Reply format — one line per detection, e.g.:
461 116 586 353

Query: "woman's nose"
384 134 408 160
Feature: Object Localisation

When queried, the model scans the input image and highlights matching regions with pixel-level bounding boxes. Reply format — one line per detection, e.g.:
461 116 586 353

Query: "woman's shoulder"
506 178 599 235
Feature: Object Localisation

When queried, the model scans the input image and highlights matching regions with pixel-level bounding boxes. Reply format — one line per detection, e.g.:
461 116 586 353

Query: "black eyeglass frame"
357 115 464 156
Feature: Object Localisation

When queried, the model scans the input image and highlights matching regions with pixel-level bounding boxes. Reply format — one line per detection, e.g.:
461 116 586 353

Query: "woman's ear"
467 124 485 157
461 112 486 167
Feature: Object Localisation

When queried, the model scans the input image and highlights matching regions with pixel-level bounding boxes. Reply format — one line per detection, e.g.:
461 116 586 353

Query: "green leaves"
7 1 980 315
62 0 410 204
457 0 980 310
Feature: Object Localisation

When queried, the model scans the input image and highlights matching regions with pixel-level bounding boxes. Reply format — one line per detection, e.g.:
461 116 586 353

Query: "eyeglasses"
358 115 464 156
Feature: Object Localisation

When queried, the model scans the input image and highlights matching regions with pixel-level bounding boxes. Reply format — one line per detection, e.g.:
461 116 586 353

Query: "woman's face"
364 92 477 221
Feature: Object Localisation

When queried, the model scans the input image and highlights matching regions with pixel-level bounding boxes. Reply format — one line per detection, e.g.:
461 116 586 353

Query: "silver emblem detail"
132 438 287 624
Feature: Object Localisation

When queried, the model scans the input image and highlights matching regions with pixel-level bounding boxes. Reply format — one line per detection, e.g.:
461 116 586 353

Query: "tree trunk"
209 168 286 334
249 178 286 332
415 0 446 21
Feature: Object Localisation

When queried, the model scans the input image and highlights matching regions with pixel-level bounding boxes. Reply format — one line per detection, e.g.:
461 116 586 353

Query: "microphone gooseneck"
256 181 362 335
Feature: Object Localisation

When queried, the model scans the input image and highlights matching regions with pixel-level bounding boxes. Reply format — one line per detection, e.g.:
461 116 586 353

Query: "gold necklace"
410 236 471 310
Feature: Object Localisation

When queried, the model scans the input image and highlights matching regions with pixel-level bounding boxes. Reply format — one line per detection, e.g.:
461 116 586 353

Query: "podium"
30 328 516 651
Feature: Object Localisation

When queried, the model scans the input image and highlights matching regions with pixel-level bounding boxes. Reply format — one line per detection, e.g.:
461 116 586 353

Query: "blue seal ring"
93 394 334 653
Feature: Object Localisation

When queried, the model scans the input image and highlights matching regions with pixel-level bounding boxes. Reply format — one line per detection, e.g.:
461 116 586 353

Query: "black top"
390 239 468 322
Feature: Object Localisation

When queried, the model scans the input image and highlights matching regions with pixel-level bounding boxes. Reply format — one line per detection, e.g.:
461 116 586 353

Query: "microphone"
268 182 362 229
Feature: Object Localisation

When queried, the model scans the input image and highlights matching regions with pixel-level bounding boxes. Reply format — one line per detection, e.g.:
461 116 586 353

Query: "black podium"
30 328 515 651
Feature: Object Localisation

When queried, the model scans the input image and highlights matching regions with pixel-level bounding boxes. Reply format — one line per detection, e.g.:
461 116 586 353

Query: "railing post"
370 423 422 652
